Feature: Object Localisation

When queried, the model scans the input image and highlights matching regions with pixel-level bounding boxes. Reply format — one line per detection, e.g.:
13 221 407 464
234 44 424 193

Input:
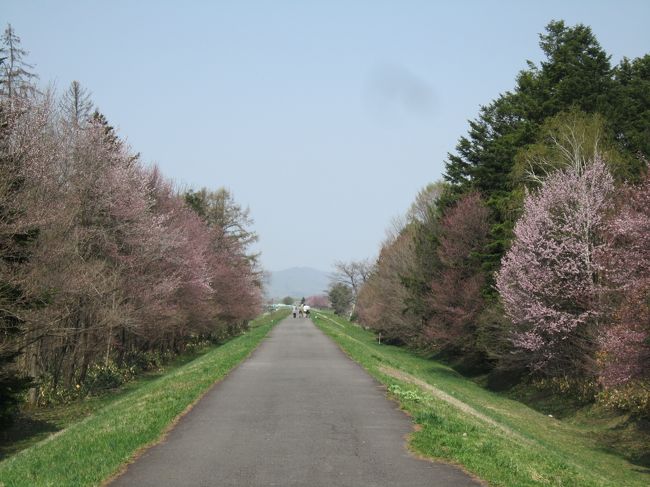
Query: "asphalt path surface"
110 316 481 486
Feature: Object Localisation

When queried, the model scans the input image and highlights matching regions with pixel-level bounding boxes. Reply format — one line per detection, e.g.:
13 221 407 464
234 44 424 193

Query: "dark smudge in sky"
365 64 435 119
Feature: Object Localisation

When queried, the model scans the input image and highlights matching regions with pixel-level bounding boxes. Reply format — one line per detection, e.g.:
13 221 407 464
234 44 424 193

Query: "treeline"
355 21 649 417
0 25 262 424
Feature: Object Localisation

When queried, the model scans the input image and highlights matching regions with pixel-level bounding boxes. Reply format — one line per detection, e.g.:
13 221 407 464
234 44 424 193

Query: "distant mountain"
266 267 330 300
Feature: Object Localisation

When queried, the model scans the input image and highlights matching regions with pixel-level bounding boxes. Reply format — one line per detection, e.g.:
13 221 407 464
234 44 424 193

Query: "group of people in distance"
292 304 310 318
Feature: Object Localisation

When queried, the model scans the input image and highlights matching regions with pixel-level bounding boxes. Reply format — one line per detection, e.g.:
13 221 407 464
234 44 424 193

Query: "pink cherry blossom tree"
597 170 650 388
305 295 330 309
1 90 266 399
496 157 615 377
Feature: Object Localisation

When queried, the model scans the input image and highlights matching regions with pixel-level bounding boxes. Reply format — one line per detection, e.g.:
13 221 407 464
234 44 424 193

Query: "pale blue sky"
4 1 649 271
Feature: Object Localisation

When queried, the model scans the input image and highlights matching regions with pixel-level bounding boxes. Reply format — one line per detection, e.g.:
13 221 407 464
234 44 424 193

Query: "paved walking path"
110 316 481 486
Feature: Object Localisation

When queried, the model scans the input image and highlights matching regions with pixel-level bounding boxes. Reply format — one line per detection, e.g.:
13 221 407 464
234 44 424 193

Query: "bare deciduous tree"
331 259 373 298
60 80 93 127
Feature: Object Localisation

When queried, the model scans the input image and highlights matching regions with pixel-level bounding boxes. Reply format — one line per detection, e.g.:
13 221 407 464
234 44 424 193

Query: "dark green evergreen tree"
90 110 122 151
442 20 645 294
328 283 353 316
611 54 650 160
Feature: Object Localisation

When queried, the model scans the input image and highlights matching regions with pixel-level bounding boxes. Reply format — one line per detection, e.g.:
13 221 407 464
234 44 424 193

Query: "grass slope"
0 310 289 487
313 311 649 487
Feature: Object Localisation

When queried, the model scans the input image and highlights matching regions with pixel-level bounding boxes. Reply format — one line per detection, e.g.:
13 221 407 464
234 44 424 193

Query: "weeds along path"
378 365 530 443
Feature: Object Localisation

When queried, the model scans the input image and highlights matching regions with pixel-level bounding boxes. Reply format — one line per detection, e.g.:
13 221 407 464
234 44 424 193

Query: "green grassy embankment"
313 311 649 487
0 309 289 487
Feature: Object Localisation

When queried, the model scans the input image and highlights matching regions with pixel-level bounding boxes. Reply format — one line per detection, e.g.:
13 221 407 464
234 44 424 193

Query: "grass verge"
0 309 289 487
1 338 244 460
312 311 649 487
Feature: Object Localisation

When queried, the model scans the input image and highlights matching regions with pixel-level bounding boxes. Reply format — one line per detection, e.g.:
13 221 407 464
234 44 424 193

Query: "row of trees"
278 295 330 308
354 21 649 417
0 25 262 424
